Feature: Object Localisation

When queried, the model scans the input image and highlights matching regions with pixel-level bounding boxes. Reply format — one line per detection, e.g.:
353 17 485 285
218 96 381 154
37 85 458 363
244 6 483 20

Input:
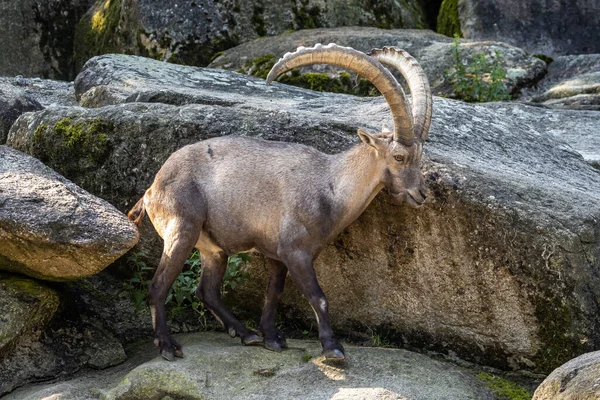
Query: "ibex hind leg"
196 251 262 346
259 259 289 352
149 220 201 361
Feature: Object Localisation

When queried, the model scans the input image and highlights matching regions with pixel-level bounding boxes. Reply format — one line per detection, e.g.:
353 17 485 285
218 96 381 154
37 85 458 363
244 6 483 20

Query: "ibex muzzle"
128 43 432 361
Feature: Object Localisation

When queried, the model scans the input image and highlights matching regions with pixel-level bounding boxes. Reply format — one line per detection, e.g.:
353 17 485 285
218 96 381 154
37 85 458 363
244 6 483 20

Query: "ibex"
128 43 432 361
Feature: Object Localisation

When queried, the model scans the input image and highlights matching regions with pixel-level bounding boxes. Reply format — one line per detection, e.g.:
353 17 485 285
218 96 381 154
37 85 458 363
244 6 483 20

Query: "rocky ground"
3 332 507 400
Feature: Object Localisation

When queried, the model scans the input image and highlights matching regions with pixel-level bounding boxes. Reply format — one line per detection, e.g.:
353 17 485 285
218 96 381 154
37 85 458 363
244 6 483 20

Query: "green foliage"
123 252 153 312
251 5 266 37
240 53 378 97
477 373 532 400
32 117 113 172
73 0 122 72
291 0 321 30
445 37 511 102
124 251 250 322
437 0 462 38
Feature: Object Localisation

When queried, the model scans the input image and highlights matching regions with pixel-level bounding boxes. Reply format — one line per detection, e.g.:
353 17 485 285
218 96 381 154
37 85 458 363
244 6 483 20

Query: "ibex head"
267 44 432 208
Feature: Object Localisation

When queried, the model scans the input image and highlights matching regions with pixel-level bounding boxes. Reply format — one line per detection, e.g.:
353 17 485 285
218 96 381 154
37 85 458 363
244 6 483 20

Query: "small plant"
445 36 511 103
123 251 153 312
124 250 250 323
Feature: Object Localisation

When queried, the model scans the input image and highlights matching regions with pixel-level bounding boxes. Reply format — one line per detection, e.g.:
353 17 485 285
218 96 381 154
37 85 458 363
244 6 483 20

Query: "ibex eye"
394 155 405 163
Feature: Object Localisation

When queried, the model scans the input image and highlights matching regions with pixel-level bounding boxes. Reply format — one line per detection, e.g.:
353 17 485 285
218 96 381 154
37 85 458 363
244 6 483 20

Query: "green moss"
252 4 266 37
302 352 312 362
477 373 532 400
32 117 114 176
291 0 321 30
533 293 584 373
437 0 462 38
241 54 378 96
532 54 554 64
73 0 123 72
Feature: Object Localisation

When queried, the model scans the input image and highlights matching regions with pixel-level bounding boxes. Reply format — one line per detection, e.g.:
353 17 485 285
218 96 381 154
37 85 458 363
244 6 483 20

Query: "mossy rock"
239 53 378 96
32 117 113 179
0 273 60 352
74 0 123 72
437 0 462 38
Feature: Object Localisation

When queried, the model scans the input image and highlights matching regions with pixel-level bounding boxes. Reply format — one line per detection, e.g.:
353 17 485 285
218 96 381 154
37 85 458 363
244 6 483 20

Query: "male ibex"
128 43 431 361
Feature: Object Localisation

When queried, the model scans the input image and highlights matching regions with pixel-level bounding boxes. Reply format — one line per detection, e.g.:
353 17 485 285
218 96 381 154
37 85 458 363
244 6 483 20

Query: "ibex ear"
357 128 384 151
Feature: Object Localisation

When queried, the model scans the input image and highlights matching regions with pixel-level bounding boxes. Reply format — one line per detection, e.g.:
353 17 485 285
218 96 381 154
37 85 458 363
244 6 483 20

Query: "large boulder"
0 145 139 281
2 332 503 400
0 0 94 79
73 0 427 72
533 351 600 399
455 0 600 57
0 76 77 144
208 27 546 98
7 54 600 373
524 54 600 112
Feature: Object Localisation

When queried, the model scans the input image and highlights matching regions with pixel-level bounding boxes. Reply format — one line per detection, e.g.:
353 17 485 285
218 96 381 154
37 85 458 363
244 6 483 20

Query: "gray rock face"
524 55 600 111
458 0 600 57
74 0 427 72
2 332 498 400
209 27 546 98
0 77 77 144
532 351 600 399
0 0 94 79
0 145 139 281
8 54 600 373
0 85 42 145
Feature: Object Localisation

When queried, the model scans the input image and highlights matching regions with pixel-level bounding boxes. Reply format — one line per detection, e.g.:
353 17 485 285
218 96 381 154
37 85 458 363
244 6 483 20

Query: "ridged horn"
368 47 432 141
266 43 415 145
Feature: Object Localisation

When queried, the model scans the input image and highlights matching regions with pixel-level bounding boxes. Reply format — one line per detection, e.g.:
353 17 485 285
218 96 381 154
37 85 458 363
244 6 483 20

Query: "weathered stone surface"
0 76 77 144
8 54 600 373
74 0 427 73
0 273 60 353
209 27 546 97
457 0 600 57
0 0 94 79
525 55 600 111
0 145 139 281
3 332 499 400
533 351 600 399
0 84 42 145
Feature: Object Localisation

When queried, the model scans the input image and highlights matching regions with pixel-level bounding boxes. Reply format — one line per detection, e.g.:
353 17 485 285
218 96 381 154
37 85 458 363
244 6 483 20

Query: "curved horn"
368 47 432 141
266 43 415 145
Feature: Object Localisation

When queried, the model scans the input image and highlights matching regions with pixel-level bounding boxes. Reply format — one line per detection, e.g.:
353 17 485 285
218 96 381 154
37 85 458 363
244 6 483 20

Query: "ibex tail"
128 197 146 227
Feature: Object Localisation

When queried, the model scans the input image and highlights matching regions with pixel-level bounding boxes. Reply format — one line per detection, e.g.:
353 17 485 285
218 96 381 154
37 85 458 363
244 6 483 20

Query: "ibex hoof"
242 333 263 345
322 348 346 360
264 339 282 352
161 348 176 362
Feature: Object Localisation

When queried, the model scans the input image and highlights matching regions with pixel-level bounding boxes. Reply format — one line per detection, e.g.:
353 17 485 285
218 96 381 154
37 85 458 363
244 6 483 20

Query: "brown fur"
127 197 146 227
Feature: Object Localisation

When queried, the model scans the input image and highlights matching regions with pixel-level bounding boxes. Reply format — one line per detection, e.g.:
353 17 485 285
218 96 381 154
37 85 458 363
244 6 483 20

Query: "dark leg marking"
196 252 262 346
259 259 288 352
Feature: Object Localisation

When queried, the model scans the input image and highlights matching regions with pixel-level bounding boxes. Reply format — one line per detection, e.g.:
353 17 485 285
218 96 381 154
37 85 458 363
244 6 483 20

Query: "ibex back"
128 43 432 361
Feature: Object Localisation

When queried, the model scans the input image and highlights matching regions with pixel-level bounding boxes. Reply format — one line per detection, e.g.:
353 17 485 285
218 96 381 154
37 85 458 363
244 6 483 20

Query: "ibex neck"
328 143 385 235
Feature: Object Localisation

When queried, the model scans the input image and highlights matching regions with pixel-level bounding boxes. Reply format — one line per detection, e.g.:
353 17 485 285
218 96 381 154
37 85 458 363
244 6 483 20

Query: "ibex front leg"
284 251 345 360
196 251 262 345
